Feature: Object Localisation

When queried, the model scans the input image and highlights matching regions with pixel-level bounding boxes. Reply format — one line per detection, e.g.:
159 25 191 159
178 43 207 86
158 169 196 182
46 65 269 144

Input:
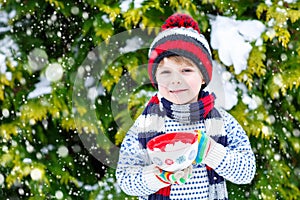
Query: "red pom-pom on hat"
161 13 201 34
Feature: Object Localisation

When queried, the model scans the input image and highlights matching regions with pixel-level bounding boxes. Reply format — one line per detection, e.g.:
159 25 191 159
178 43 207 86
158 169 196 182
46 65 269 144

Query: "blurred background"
0 0 299 199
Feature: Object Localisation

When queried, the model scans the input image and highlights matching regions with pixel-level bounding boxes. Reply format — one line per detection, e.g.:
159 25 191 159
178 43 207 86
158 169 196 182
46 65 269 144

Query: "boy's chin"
168 97 196 105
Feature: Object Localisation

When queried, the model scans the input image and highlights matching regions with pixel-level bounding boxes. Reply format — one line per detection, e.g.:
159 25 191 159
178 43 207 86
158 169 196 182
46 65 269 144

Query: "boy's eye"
182 68 193 72
160 70 170 74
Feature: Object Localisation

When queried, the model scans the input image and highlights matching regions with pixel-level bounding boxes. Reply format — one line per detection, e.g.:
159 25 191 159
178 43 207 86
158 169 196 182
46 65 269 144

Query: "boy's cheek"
157 85 169 93
156 78 170 87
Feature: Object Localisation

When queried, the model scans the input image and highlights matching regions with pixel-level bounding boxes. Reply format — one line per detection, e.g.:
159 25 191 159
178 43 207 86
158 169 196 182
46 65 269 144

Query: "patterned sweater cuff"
143 164 170 191
203 140 226 169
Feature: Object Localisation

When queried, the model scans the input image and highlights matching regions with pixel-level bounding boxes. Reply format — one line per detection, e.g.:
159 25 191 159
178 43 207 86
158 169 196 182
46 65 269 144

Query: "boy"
116 13 256 200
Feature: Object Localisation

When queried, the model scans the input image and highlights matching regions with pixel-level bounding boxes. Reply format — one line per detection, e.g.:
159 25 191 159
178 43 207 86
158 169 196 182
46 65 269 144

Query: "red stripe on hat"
148 39 212 85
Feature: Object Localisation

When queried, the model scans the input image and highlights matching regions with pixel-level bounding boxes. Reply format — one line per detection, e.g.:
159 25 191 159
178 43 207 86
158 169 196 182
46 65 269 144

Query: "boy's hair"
148 13 212 88
157 56 196 69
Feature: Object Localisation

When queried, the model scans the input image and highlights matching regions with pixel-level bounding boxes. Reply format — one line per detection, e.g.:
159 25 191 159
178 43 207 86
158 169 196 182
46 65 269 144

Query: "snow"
40 144 55 154
71 6 80 15
206 61 238 110
83 75 105 102
102 15 110 23
2 108 10 118
88 86 102 102
27 48 49 72
207 59 262 110
262 126 271 137
0 173 4 186
0 10 19 81
265 0 272 7
55 190 64 199
208 60 265 110
133 0 144 8
23 158 32 164
0 26 10 33
242 93 261 110
210 15 266 74
57 145 69 158
273 0 297 6
45 62 64 82
84 76 95 87
293 129 300 137
0 36 19 74
120 0 144 12
36 152 42 159
280 53 288 61
274 154 281 161
119 36 144 53
273 74 283 87
82 12 89 20
283 0 297 3
266 115 276 124
30 168 43 180
27 77 52 99
120 0 130 12
18 188 25 195
0 9 16 27
26 142 34 153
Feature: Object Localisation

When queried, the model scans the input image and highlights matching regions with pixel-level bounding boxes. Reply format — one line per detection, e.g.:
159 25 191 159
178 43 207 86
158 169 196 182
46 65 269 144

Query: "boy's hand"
195 130 213 163
154 165 193 185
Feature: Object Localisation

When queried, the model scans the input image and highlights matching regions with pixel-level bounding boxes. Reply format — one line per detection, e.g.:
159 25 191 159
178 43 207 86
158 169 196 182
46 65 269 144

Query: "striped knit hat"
148 13 213 87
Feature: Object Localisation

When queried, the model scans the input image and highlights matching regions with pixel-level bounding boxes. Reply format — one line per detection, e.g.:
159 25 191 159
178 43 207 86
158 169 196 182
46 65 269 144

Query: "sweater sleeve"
203 109 256 184
115 119 169 196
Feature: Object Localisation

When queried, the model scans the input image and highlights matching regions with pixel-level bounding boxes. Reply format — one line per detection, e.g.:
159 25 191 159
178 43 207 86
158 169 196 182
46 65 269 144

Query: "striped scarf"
138 91 228 200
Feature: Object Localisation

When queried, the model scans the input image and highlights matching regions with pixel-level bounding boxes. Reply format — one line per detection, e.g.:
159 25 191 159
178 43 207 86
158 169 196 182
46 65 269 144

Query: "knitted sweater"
116 104 256 199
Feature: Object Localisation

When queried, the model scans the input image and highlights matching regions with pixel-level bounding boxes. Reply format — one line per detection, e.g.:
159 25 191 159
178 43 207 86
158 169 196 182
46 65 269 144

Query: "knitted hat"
148 13 213 87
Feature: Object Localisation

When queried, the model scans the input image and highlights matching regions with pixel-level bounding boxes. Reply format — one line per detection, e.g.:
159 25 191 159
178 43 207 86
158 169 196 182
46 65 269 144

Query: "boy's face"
155 56 204 105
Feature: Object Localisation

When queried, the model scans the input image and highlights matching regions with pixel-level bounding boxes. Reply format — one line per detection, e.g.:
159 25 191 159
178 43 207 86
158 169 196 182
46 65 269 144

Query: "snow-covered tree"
0 0 299 199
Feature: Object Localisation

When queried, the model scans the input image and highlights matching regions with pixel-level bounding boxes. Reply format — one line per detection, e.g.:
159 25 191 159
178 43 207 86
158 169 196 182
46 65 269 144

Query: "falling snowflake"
30 168 42 181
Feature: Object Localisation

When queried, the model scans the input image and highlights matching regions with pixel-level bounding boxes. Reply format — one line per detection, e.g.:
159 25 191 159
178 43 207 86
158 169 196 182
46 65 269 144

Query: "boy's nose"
170 72 182 85
171 80 181 84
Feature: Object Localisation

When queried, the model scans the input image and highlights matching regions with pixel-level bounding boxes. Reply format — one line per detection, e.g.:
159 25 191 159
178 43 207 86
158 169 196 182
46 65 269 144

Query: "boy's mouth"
170 89 188 93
